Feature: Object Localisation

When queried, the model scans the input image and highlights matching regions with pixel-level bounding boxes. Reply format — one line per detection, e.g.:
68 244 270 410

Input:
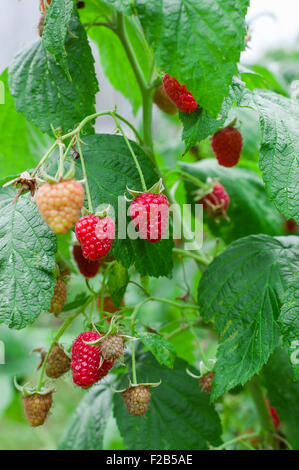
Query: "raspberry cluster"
71 331 114 388
163 73 198 113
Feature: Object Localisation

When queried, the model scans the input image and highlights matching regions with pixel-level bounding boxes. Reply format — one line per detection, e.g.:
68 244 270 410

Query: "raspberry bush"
0 0 298 452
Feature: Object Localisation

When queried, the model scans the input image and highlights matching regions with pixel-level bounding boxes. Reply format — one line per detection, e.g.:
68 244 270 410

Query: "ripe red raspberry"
73 245 100 278
46 343 71 379
129 193 170 243
48 279 67 313
163 73 198 113
266 399 281 429
75 215 115 261
211 127 243 167
153 85 178 115
23 392 53 427
100 335 124 362
71 331 114 388
200 182 230 219
122 385 151 416
36 179 84 234
199 371 215 394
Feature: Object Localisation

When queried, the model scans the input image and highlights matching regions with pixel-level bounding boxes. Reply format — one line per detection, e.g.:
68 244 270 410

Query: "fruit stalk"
247 376 277 449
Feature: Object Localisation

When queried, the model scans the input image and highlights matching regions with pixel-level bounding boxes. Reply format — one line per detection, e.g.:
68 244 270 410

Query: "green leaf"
0 69 52 178
179 77 244 153
86 16 152 114
74 134 174 278
240 89 299 223
107 261 129 308
42 0 74 77
137 332 176 368
112 237 174 278
113 354 222 449
180 160 283 243
279 273 299 381
239 65 289 96
59 385 111 450
100 0 133 14
263 348 299 449
135 0 249 116
0 188 57 329
198 234 299 400
8 14 98 134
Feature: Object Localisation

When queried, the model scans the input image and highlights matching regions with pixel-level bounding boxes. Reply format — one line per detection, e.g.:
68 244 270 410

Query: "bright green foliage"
135 0 249 116
198 235 299 400
42 0 74 77
8 14 98 134
59 385 111 450
240 89 299 223
0 69 52 178
137 332 176 368
0 188 57 329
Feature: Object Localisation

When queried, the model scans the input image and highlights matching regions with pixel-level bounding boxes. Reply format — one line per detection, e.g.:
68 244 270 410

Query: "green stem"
189 324 210 369
62 111 143 145
115 12 154 155
77 137 93 213
116 13 147 95
57 140 65 180
150 296 200 311
31 141 58 177
131 334 137 384
112 114 147 192
173 247 210 266
215 432 259 450
247 376 277 449
37 300 92 391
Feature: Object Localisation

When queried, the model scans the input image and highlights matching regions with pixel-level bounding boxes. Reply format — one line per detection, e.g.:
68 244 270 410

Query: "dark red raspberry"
211 127 243 167
129 193 170 243
163 73 198 113
284 218 298 234
73 245 100 278
200 182 230 219
71 331 114 388
266 399 281 430
75 215 115 261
